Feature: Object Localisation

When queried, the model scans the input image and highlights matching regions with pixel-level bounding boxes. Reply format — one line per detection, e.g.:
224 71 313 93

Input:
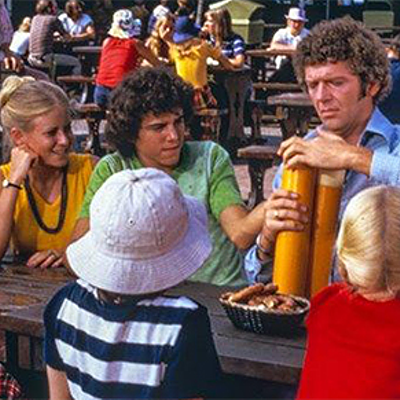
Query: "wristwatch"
2 179 22 190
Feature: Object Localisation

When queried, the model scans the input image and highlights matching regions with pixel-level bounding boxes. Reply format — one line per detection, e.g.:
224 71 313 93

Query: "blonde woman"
144 13 174 65
297 185 400 399
0 76 97 268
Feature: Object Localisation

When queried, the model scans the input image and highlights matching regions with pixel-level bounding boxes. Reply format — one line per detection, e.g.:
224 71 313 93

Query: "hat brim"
173 32 196 44
66 196 212 295
285 14 308 22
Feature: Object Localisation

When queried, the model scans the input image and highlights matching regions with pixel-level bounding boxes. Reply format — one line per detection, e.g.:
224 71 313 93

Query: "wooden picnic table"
72 45 101 76
267 92 316 139
0 263 306 389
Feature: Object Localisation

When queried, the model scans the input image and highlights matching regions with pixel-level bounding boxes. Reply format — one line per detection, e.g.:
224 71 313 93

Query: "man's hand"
278 128 372 175
3 50 23 73
26 249 64 269
261 189 309 244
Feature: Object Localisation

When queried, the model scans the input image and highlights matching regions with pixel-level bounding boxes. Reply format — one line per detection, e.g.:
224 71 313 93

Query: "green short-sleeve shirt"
80 141 246 286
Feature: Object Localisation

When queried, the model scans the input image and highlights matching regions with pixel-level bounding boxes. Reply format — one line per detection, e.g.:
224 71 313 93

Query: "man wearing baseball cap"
44 169 222 399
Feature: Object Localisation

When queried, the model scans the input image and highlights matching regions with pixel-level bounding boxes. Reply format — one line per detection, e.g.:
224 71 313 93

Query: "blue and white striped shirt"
44 279 222 399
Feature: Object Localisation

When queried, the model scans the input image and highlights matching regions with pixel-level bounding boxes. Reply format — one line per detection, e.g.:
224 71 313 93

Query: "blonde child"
297 185 400 399
167 15 233 111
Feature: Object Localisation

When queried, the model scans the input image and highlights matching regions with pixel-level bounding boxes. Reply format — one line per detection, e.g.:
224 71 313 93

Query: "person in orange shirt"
0 76 97 268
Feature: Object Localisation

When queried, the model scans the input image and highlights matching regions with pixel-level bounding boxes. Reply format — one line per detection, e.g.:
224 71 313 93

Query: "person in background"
94 9 162 108
245 17 400 283
167 15 233 111
0 76 96 268
72 67 271 287
0 0 24 72
175 0 195 20
28 0 82 76
91 0 113 45
202 8 245 69
148 0 171 35
378 33 400 124
58 0 96 43
144 13 174 64
45 168 223 399
9 17 31 59
269 7 309 83
297 186 400 399
130 0 150 39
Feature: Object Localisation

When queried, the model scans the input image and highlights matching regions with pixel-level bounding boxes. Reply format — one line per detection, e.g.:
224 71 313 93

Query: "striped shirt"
29 15 65 58
210 33 245 59
44 279 222 399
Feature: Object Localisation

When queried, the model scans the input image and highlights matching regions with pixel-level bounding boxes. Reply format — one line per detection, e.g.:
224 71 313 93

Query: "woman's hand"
261 189 309 245
8 146 38 185
26 249 64 269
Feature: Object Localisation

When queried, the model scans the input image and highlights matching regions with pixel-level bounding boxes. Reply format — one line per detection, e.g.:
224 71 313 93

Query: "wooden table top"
72 45 101 55
0 265 306 384
246 48 297 58
267 92 313 108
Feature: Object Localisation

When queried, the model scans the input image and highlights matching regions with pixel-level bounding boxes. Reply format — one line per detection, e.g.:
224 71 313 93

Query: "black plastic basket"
219 293 310 336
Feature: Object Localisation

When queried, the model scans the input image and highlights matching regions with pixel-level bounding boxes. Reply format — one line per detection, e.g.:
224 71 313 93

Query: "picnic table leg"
5 331 19 376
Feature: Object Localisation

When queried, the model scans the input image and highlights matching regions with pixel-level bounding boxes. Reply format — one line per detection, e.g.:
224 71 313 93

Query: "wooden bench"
252 82 302 93
57 75 95 104
71 103 106 156
237 144 280 208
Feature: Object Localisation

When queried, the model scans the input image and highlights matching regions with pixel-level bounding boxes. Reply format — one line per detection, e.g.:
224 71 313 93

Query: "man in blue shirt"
246 17 400 283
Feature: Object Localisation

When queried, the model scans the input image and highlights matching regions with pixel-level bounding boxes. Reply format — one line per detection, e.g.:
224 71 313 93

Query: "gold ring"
49 250 57 257
274 210 279 219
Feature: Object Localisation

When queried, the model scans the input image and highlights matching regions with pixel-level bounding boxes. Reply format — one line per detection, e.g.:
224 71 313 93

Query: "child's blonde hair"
337 186 400 296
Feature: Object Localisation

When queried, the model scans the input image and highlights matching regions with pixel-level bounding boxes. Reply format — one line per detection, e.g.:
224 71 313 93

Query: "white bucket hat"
285 7 308 22
66 168 212 295
108 9 142 39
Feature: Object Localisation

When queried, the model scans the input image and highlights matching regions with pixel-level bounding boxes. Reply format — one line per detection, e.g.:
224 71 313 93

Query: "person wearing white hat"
94 9 161 108
44 168 222 399
269 7 309 77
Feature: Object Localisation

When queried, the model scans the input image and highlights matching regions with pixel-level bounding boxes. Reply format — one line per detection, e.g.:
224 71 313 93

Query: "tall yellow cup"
307 170 345 297
273 166 316 296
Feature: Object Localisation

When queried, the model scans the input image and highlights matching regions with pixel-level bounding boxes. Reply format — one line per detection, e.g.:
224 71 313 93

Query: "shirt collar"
361 107 397 148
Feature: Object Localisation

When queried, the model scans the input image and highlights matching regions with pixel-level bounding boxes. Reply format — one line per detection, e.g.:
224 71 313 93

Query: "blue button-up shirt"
244 108 400 283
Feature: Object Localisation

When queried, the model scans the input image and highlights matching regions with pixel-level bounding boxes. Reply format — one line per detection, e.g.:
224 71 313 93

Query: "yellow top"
169 41 221 88
0 153 94 254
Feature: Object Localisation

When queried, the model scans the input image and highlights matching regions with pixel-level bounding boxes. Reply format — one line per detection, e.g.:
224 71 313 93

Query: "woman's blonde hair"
146 14 173 60
337 186 400 296
0 76 70 159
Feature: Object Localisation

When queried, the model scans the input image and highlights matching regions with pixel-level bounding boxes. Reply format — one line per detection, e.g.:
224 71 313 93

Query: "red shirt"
297 283 400 399
95 37 140 89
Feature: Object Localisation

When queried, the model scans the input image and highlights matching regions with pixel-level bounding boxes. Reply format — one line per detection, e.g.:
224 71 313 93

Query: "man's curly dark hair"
106 67 194 158
293 16 390 102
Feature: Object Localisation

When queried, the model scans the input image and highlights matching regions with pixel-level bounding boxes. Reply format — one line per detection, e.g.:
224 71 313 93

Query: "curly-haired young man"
71 67 272 287
245 17 400 283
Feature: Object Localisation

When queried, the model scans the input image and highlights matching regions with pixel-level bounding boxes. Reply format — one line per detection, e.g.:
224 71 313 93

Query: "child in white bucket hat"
44 168 222 399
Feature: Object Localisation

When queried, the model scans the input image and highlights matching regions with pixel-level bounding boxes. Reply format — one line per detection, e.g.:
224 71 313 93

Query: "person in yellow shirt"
0 76 97 268
167 15 233 110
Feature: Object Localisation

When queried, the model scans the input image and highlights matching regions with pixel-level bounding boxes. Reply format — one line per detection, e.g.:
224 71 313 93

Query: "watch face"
2 179 9 188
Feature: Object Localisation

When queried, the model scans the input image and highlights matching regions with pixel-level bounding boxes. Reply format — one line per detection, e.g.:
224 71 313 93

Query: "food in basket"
221 283 307 313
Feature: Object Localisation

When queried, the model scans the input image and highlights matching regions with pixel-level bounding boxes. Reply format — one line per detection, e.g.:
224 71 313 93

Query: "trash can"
209 0 265 44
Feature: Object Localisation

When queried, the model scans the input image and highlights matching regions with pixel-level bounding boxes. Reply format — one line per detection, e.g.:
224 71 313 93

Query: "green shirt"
80 141 246 286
